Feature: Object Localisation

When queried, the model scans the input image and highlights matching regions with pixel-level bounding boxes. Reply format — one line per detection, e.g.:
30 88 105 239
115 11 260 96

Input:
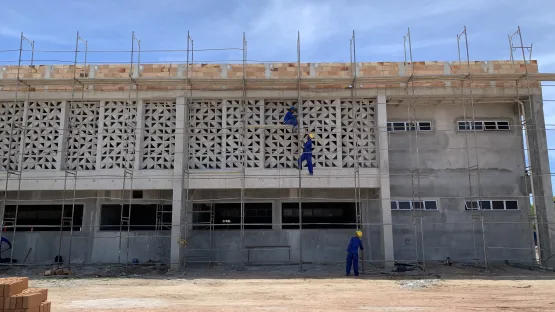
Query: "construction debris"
0 277 51 311
43 268 71 277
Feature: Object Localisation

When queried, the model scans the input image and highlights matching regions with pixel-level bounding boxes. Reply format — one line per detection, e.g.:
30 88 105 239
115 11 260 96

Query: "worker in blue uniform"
346 230 364 276
283 106 298 128
298 132 314 175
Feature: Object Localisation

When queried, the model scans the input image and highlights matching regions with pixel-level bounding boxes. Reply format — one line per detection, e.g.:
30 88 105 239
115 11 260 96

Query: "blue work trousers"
298 153 313 175
284 118 298 127
346 252 359 276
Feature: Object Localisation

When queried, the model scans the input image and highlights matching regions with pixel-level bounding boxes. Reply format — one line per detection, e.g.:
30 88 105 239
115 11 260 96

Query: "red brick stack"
0 277 51 312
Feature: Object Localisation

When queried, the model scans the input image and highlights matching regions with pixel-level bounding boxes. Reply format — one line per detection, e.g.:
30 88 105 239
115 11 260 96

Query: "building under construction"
0 28 554 270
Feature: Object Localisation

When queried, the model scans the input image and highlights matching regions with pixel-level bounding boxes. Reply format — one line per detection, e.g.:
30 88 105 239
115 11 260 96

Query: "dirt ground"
3 263 555 312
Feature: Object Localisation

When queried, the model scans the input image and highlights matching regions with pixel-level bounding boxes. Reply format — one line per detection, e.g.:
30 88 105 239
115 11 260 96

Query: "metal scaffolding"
58 31 88 268
0 27 553 271
0 33 34 266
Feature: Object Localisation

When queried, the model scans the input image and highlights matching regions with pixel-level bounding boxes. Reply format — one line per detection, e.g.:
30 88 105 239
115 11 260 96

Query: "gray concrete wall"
0 96 542 265
1 190 173 265
387 101 533 262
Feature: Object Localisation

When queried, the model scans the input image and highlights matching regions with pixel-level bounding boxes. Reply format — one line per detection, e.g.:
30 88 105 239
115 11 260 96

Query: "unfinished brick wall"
0 60 540 92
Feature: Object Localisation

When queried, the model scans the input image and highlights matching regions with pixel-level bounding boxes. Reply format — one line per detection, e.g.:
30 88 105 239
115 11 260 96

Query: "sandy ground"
3 263 555 312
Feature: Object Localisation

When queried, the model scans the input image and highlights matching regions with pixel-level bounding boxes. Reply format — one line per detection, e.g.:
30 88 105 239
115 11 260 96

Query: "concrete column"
272 200 281 230
57 101 69 170
133 100 145 170
81 197 97 263
171 96 188 269
524 94 555 267
376 95 394 267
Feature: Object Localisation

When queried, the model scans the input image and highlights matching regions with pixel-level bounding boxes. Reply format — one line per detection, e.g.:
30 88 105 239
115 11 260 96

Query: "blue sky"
1 0 555 191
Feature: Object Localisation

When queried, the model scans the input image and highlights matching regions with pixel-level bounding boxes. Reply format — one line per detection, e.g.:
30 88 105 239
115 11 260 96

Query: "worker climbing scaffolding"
298 132 314 175
283 106 298 129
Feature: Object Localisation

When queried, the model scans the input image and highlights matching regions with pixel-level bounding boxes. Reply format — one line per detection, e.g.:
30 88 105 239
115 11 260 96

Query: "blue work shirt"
303 138 313 154
346 236 363 254
284 111 295 123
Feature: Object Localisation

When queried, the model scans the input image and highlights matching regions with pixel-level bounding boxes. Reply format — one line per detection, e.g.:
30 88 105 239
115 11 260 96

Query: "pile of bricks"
0 277 51 312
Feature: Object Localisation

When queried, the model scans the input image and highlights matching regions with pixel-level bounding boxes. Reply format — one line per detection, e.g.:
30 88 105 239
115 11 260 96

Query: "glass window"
505 200 518 210
465 201 479 210
424 201 438 210
492 201 505 210
393 122 405 131
419 122 432 131
479 201 490 210
398 201 411 210
413 201 423 210
484 121 497 130
497 121 510 130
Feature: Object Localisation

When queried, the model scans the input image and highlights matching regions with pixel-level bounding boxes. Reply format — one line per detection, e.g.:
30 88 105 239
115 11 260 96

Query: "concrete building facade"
0 60 554 268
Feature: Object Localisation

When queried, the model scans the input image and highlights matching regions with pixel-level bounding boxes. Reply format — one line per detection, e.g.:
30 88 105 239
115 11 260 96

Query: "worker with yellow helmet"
298 132 315 175
346 230 364 276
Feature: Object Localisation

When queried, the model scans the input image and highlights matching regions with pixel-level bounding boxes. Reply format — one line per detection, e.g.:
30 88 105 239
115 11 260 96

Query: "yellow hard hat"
308 132 315 139
355 230 362 237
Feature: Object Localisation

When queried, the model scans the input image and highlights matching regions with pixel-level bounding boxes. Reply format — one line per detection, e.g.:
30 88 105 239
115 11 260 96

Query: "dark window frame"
464 200 518 211
386 121 434 132
3 204 84 232
281 202 356 229
99 203 172 231
192 202 273 230
457 120 511 131
391 200 439 211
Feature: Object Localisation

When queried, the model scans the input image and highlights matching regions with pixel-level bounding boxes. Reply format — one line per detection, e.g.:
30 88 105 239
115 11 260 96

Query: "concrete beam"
0 87 542 101
0 168 381 191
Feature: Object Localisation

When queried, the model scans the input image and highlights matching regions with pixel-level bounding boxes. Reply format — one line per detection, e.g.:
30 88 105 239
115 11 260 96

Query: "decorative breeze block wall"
340 99 377 168
188 100 223 169
185 98 377 170
22 101 63 170
224 100 243 169
301 99 340 168
100 101 137 169
0 98 377 172
141 100 176 169
0 101 24 171
66 101 100 170
245 100 264 168
263 100 298 169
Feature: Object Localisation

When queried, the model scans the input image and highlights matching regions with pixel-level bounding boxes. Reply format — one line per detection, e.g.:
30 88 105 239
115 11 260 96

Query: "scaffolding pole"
240 32 247 268
509 26 541 265
296 31 304 271
117 31 140 265
402 28 425 270
0 33 34 267
182 31 193 268
457 26 487 270
350 30 365 272
58 31 88 268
